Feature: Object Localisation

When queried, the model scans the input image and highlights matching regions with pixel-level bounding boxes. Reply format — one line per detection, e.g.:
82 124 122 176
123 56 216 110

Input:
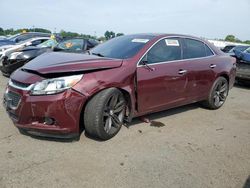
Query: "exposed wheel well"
219 74 229 84
79 87 132 133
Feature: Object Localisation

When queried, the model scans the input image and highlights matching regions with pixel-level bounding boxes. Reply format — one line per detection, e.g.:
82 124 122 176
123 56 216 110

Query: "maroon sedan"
3 34 236 140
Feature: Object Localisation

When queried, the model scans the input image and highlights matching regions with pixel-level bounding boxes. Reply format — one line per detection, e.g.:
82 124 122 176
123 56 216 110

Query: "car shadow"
234 81 250 89
84 103 201 142
243 175 250 188
128 103 201 127
18 129 79 143
21 103 201 142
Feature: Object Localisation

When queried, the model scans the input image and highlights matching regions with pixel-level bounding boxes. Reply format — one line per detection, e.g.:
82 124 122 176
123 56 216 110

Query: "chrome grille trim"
9 79 34 91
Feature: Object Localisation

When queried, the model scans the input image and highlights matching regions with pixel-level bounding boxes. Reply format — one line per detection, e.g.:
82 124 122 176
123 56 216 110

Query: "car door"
181 38 216 101
136 37 190 113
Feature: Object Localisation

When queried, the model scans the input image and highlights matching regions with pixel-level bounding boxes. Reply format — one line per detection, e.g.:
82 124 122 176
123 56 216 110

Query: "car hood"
22 52 123 75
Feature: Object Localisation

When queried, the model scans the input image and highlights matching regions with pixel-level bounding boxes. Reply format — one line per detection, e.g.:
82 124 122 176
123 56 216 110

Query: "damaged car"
3 34 236 140
1 38 99 76
234 47 250 84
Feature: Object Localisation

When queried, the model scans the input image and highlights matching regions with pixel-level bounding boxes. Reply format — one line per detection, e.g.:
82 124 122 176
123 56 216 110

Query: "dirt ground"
0 75 249 188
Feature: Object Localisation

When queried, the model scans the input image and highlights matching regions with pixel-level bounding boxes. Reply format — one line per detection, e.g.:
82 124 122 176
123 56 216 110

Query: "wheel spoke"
104 117 112 133
114 101 125 113
109 94 118 108
219 93 226 101
111 114 122 128
220 83 226 93
216 82 222 92
214 95 220 106
103 111 109 116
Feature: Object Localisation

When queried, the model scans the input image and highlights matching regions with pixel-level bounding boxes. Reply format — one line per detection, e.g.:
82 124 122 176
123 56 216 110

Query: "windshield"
56 38 84 51
38 39 58 48
90 35 154 59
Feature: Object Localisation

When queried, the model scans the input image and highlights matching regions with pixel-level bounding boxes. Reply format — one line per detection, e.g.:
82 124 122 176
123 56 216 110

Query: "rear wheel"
201 77 229 109
84 88 126 140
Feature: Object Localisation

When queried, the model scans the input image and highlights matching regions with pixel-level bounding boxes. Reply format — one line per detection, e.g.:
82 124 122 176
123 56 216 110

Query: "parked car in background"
0 32 51 47
53 38 99 52
0 37 50 75
0 36 7 40
222 45 236 53
234 47 250 84
1 38 99 76
227 45 250 57
4 34 236 140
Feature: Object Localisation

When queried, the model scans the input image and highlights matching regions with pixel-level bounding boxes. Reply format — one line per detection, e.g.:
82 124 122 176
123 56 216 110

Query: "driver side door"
136 38 190 114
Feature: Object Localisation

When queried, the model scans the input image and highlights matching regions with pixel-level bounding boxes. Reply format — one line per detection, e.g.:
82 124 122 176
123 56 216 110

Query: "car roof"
126 33 206 40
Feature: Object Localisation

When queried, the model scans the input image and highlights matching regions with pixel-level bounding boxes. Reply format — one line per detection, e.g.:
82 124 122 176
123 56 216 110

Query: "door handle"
210 64 217 68
178 69 187 75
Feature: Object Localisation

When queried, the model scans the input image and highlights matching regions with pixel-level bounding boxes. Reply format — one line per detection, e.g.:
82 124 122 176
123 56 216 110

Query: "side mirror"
141 54 148 64
140 54 155 71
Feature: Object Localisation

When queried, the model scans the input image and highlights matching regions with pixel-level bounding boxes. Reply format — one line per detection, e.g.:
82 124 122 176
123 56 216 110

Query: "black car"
222 45 236 53
1 38 99 76
0 32 51 47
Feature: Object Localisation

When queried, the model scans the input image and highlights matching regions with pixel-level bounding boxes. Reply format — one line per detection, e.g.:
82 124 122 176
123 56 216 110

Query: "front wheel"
201 77 229 110
84 88 126 140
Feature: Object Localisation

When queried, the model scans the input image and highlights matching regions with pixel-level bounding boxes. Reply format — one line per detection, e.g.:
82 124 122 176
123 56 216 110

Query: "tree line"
0 27 249 44
224 35 250 45
0 27 124 41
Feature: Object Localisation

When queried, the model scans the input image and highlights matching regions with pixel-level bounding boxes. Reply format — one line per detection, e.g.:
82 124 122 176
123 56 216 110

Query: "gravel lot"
0 75 249 188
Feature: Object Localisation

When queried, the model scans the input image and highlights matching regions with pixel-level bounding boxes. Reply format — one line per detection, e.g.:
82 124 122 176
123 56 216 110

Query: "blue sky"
1 0 250 40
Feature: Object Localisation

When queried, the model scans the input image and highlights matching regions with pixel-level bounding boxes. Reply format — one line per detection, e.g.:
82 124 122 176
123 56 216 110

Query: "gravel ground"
0 75 249 188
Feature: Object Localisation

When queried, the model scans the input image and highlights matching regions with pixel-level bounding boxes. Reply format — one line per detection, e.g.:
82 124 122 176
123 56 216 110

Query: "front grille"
11 79 31 88
7 91 21 108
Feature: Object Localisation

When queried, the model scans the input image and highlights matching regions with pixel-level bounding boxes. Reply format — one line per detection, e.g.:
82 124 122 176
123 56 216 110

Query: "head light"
31 75 83 95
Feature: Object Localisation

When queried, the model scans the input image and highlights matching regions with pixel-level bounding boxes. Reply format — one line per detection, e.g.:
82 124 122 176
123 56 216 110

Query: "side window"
146 38 182 64
204 44 214 56
183 39 206 59
31 40 42 46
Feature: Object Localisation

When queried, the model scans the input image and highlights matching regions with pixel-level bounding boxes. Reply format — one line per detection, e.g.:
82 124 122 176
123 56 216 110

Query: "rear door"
182 38 216 101
136 37 190 113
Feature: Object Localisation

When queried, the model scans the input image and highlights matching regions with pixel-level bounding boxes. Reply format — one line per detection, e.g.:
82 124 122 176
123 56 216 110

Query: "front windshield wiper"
91 52 105 57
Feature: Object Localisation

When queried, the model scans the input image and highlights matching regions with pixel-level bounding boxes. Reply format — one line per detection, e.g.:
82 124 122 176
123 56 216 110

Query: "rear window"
183 38 207 59
205 44 214 56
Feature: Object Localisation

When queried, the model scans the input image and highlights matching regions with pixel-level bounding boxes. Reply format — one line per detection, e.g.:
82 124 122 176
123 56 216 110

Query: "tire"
84 88 126 140
201 77 229 110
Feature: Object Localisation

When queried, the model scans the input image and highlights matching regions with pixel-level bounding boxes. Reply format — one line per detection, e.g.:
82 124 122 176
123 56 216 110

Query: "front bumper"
3 85 87 138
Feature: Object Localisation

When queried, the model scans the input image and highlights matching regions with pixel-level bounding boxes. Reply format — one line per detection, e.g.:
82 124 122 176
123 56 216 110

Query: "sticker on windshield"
132 39 149 43
165 39 179 46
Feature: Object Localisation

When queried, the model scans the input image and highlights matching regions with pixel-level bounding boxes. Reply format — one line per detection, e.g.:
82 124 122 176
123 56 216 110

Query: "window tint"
205 44 214 56
183 39 207 59
146 38 182 64
31 40 41 46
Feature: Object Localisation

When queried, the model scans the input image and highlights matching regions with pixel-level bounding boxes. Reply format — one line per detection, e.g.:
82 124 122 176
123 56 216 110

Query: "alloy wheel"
103 93 125 133
213 79 228 107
